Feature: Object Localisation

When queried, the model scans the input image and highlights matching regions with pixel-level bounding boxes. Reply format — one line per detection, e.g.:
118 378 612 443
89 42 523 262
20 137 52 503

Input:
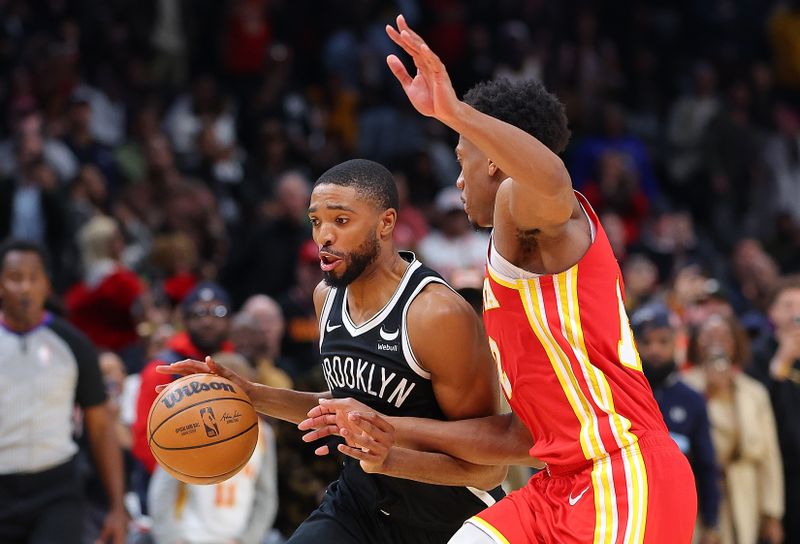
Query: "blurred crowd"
1 0 800 543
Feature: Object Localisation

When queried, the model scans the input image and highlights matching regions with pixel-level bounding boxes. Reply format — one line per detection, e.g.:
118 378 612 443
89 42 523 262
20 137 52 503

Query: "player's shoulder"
312 280 333 313
407 281 476 327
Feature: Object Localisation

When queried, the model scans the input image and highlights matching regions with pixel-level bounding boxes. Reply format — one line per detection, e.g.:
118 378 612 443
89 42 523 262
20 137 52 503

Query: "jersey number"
616 279 642 372
215 482 237 508
488 337 513 400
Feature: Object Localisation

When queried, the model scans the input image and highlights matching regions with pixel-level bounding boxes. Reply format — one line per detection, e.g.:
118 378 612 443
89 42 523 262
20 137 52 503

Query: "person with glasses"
130 281 236 516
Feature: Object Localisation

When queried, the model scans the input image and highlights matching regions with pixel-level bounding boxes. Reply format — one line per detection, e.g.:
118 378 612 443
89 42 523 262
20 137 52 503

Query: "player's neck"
345 252 409 325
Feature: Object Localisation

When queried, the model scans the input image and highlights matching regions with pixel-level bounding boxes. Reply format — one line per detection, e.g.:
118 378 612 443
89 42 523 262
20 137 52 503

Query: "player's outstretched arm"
386 14 574 233
156 282 335 425
157 356 329 424
303 399 539 467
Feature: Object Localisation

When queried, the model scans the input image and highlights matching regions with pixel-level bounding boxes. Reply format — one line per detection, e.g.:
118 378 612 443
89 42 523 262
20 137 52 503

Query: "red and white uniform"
469 193 696 544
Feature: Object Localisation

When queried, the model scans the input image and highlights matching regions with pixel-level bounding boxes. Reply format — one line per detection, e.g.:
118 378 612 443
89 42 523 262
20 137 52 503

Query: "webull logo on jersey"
322 356 415 408
161 380 236 409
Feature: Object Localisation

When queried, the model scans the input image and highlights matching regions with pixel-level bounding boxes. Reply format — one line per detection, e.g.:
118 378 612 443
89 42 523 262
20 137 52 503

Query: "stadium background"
1 0 799 542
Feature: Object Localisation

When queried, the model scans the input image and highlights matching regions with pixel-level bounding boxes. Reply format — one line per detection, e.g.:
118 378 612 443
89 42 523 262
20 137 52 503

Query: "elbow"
474 464 508 490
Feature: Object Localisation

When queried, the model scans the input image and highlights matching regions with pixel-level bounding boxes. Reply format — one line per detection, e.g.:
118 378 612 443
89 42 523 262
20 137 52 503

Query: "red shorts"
467 433 697 544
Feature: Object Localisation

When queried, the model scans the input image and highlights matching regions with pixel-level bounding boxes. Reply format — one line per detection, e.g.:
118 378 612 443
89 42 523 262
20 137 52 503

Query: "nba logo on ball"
200 407 219 437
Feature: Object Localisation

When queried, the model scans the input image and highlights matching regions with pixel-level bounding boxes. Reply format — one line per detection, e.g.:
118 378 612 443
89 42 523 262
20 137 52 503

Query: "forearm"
446 102 570 196
250 384 330 424
87 405 126 510
379 447 507 489
388 413 539 467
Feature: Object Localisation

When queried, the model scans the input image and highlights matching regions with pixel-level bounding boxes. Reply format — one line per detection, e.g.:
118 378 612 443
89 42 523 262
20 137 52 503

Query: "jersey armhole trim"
400 276 453 380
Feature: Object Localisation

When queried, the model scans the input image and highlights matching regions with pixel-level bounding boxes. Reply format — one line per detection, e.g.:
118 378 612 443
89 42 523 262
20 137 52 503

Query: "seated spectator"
65 215 145 354
631 303 720 542
240 294 300 380
684 314 784 544
417 187 489 284
231 311 293 390
148 355 280 544
131 282 235 513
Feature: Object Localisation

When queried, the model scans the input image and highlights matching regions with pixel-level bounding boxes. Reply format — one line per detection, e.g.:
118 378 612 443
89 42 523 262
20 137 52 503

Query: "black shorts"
287 478 461 544
0 457 85 544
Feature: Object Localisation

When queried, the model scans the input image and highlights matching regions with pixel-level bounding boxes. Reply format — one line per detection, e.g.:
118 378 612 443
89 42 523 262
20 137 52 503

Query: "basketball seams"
153 421 258 450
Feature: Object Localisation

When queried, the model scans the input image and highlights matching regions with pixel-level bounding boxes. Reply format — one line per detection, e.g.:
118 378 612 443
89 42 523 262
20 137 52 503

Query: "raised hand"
386 14 461 122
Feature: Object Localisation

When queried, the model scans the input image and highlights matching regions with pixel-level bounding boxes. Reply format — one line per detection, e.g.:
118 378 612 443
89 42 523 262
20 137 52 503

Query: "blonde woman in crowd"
684 314 784 544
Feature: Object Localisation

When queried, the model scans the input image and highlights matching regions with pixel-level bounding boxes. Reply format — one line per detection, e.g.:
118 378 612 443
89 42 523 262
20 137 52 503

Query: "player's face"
309 184 383 288
0 250 50 328
637 327 675 368
455 136 499 228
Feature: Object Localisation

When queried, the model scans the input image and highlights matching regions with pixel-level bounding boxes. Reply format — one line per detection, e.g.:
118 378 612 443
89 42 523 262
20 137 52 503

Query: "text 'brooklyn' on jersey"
318 251 504 532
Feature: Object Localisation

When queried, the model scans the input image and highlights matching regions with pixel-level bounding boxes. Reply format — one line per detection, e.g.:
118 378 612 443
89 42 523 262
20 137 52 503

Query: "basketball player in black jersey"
159 159 506 543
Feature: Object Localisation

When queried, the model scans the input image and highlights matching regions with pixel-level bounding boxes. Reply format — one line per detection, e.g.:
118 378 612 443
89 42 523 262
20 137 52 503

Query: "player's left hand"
298 397 378 455
338 411 396 474
385 14 461 123
96 505 128 544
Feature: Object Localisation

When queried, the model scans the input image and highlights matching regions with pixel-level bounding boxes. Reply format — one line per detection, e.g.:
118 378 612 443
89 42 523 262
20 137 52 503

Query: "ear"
488 158 500 177
378 208 397 240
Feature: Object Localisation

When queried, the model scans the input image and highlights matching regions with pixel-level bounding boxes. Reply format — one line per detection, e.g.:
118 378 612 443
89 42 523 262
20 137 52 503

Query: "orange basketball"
147 373 259 485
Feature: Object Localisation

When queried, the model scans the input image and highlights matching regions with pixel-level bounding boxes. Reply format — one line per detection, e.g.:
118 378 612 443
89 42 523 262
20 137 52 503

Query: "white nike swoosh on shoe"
568 485 591 506
326 321 342 333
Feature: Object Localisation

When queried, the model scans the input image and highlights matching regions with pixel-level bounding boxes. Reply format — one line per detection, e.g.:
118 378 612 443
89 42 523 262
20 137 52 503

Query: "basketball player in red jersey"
302 14 698 544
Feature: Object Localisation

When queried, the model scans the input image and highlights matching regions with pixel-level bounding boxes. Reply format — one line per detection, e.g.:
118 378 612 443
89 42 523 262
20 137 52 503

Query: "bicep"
408 293 499 421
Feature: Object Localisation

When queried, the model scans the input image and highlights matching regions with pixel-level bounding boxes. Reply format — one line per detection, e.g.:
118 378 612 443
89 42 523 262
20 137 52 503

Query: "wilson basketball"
148 373 259 485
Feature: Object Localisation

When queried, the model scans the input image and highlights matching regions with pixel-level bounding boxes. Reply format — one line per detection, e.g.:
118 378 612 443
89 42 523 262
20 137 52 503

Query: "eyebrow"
307 204 356 214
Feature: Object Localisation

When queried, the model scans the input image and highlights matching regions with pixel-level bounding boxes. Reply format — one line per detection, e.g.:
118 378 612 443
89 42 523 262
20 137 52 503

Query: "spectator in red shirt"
65 215 144 353
130 281 234 512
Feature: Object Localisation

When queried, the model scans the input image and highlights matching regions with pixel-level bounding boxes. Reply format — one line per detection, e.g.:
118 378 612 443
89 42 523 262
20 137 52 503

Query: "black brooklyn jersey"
318 252 504 532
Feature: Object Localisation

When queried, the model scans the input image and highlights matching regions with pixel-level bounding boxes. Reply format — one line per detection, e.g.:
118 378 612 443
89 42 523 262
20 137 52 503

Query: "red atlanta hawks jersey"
482 192 667 468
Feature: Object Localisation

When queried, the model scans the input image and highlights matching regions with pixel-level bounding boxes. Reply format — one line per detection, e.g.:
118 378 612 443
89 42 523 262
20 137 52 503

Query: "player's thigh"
286 487 372 544
642 447 697 544
29 497 84 544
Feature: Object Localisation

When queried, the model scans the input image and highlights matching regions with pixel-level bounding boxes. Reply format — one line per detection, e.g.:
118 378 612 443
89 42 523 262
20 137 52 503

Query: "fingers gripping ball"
148 374 258 484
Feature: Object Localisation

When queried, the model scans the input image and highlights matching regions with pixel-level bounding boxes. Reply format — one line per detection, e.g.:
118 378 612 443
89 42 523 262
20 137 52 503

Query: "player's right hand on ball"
155 356 250 393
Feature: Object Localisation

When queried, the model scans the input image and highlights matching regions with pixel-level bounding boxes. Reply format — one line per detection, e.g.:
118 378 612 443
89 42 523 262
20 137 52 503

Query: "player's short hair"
464 79 571 154
0 238 51 275
314 159 400 212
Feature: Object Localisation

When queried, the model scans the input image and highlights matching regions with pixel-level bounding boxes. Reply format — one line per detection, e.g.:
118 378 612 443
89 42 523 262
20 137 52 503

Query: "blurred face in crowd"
0 250 50 330
638 325 677 387
637 327 675 369
770 287 800 336
309 184 387 288
184 300 230 354
696 315 736 365
241 297 285 357
455 136 500 228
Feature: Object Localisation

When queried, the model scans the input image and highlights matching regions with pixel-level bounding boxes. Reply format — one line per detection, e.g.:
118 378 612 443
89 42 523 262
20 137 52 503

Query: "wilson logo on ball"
161 380 237 409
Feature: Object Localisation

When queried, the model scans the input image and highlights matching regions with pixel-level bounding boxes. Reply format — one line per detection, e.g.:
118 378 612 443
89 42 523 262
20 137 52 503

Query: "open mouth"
319 251 343 272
